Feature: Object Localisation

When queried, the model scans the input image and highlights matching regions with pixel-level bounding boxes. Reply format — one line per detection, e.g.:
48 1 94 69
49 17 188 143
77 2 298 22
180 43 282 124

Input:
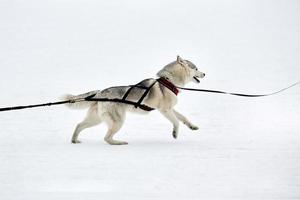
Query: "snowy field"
1 0 300 199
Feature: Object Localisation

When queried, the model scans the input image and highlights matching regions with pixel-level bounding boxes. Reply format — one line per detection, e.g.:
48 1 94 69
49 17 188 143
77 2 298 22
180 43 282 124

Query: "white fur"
64 56 205 145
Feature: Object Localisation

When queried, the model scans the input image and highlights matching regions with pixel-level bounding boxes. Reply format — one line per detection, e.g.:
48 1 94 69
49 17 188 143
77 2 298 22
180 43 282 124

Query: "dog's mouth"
193 76 200 83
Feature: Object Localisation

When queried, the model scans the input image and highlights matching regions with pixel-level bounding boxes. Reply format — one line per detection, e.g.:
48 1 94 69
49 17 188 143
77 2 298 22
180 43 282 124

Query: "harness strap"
122 86 136 100
134 80 157 109
86 80 158 112
85 97 154 111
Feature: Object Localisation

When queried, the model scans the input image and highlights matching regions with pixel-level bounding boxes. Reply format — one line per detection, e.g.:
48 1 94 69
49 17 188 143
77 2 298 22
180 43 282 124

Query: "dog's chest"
160 89 178 109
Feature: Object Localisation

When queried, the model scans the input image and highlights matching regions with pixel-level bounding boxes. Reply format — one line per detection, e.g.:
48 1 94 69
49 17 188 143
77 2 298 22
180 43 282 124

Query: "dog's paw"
105 139 128 145
119 141 128 145
71 140 81 144
172 130 178 139
189 125 199 130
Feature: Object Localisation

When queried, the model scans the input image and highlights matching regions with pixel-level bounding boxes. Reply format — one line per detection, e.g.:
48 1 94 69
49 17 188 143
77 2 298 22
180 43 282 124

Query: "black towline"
0 80 299 113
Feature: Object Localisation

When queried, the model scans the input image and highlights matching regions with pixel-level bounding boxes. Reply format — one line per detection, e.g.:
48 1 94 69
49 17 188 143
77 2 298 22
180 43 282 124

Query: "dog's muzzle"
193 73 205 83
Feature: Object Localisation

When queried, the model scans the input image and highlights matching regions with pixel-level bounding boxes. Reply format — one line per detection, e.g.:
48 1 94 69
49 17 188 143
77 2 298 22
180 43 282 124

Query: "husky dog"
64 56 205 145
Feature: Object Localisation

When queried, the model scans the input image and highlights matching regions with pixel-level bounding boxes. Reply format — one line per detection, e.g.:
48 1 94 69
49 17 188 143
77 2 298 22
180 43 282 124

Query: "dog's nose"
203 73 205 77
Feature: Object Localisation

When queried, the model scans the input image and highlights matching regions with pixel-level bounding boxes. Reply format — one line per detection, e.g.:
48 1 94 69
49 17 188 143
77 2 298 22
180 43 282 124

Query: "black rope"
0 83 157 113
177 81 300 97
0 94 96 112
0 100 72 112
0 80 299 113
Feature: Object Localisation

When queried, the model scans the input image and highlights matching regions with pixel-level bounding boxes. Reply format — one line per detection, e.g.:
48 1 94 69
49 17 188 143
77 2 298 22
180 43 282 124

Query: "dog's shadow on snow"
70 139 202 148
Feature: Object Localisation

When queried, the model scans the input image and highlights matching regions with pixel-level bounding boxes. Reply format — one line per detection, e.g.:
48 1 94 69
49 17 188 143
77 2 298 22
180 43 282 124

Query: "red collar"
157 78 179 95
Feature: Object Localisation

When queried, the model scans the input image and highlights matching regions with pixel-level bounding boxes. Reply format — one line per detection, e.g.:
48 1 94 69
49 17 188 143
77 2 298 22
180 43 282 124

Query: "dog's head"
157 55 205 86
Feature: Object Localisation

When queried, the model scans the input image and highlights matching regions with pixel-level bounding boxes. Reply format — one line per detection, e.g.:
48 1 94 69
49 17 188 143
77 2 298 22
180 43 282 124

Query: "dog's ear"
177 55 185 65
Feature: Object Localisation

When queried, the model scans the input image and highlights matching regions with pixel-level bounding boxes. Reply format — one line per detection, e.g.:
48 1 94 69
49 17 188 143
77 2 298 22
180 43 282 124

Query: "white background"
0 0 300 199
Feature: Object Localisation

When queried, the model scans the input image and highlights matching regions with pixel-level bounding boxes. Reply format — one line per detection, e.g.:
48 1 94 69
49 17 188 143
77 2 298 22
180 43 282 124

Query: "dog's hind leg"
71 104 101 144
103 111 128 145
173 109 199 130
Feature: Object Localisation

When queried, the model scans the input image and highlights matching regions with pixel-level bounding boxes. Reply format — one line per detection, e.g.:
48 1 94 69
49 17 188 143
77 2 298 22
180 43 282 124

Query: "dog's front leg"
173 109 199 130
159 109 179 139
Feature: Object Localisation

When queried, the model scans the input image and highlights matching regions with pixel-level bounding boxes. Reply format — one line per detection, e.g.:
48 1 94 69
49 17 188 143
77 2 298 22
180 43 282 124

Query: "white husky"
64 56 205 145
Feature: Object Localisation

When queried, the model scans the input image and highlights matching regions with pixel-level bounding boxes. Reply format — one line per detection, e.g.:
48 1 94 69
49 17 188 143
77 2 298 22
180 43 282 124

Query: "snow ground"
0 0 300 199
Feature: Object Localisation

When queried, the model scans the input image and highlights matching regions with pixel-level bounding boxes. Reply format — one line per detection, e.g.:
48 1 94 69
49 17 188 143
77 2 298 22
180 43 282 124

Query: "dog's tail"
61 90 100 109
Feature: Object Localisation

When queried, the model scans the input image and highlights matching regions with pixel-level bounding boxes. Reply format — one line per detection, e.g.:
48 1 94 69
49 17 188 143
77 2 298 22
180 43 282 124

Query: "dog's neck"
157 77 179 95
157 75 185 86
